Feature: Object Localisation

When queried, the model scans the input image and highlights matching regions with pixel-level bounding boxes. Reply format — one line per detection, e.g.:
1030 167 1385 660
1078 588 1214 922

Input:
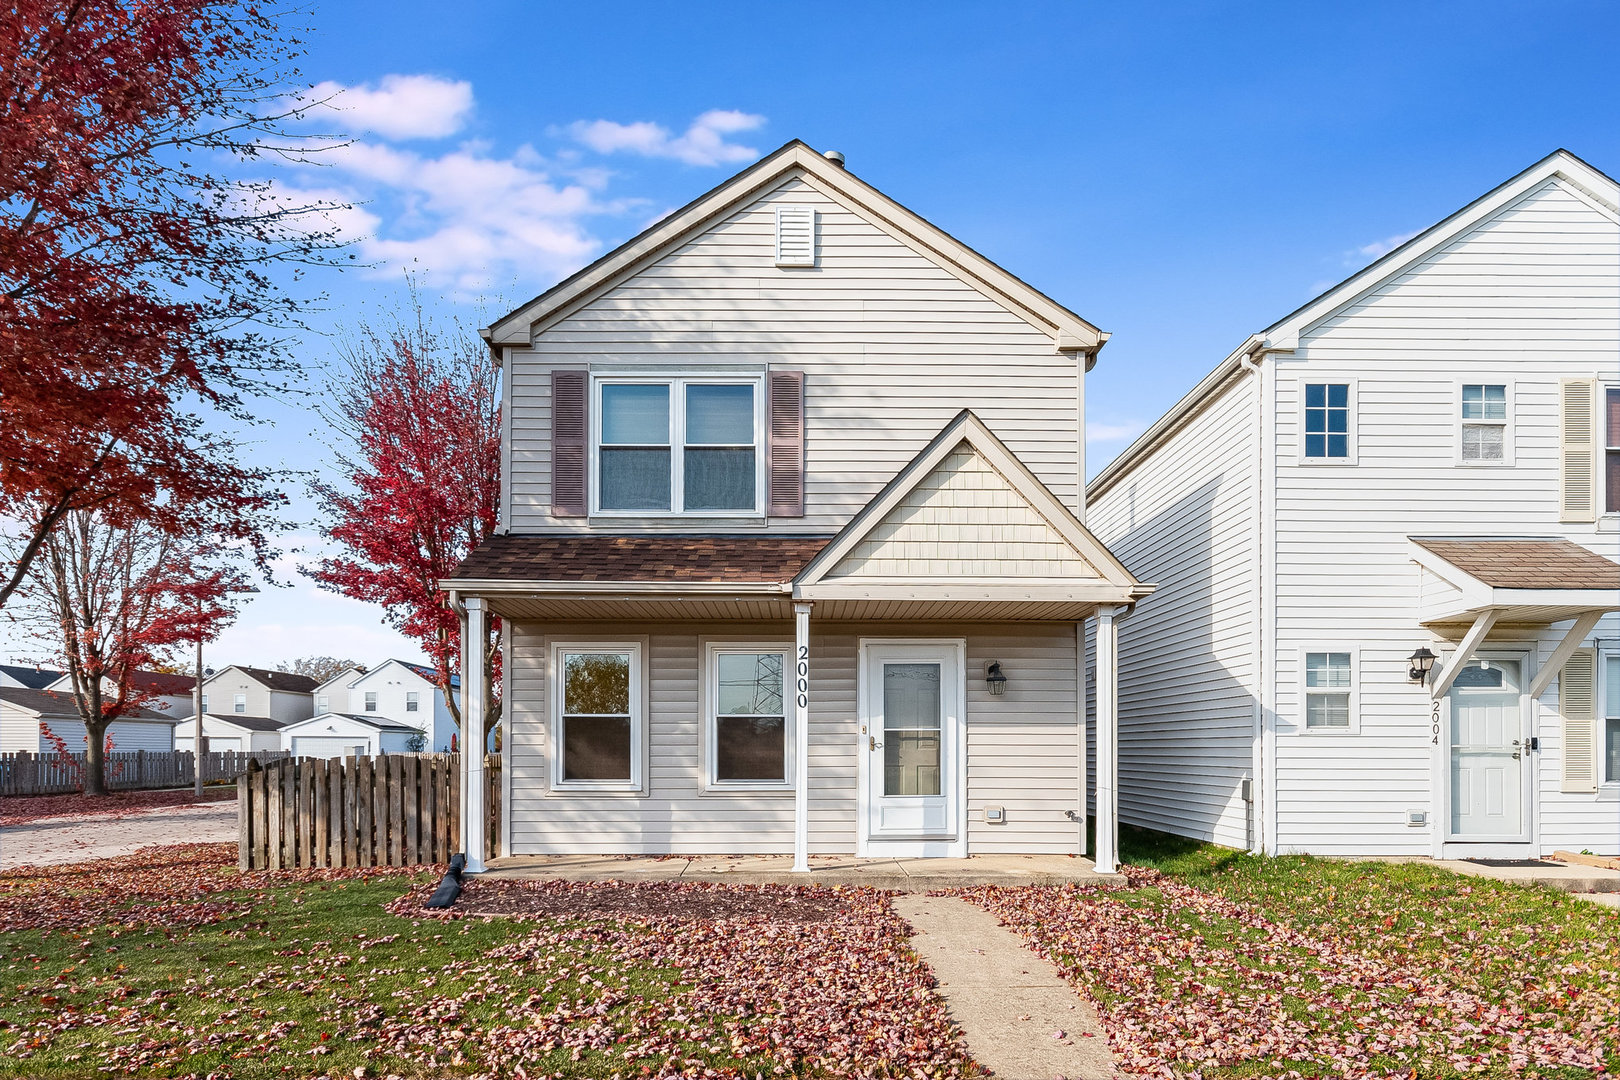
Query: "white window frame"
405 691 420 713
200 694 208 713
364 691 378 712
1603 382 1620 520
590 373 766 518
1602 648 1620 786
232 693 246 714
1298 646 1360 734
701 640 794 794
1297 378 1358 465
548 640 647 794
316 695 328 714
1455 380 1515 466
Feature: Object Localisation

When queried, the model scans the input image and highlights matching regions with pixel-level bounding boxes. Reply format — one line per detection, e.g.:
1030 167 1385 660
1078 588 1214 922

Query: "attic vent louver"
774 205 815 267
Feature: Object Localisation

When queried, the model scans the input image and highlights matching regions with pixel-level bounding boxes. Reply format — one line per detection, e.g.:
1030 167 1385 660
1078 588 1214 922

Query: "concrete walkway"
1435 858 1620 893
481 853 1125 891
0 803 238 869
893 894 1114 1079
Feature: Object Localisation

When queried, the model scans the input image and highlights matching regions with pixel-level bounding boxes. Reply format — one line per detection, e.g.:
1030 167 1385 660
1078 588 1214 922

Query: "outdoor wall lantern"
985 661 1008 696
1407 646 1438 684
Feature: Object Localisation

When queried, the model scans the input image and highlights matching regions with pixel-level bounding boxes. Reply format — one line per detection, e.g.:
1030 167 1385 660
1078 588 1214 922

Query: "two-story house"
446 141 1151 873
283 659 460 756
176 665 319 753
1087 149 1620 861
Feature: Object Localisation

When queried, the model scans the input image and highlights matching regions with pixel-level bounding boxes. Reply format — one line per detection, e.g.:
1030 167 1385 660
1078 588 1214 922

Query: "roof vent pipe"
823 150 846 167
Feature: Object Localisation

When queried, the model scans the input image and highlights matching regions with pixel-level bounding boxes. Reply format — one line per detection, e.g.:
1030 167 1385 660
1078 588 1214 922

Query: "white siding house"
1088 149 1620 859
448 141 1151 873
0 688 178 753
200 666 317 727
293 661 458 756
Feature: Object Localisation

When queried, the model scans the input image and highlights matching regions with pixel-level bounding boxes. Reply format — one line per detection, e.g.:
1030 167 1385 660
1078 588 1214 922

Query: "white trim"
699 639 794 794
1296 377 1358 465
1600 647 1620 786
1454 379 1516 467
855 638 968 858
547 639 648 795
1437 648 1534 849
589 373 766 518
1296 646 1360 734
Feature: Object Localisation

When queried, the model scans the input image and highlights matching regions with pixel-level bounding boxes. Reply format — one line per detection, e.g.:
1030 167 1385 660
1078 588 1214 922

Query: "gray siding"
507 176 1083 534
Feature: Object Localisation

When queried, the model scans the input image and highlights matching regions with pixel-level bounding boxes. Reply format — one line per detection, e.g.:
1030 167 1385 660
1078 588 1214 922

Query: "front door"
860 641 963 853
1448 657 1529 842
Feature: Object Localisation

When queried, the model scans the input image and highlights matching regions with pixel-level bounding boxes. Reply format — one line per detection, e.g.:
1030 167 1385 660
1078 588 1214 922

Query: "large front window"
595 377 761 514
707 646 789 788
553 644 643 790
1605 653 1619 784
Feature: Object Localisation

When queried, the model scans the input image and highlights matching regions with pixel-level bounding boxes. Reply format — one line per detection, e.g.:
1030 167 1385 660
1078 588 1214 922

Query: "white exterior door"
1447 657 1529 842
859 641 964 855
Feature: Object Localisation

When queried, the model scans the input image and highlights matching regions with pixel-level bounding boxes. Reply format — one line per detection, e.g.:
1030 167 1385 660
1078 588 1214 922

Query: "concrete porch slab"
1435 858 1620 894
480 853 1126 890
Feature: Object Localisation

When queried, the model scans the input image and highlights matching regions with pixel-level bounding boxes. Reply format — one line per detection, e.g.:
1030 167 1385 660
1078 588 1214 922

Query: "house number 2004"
1431 701 1441 746
796 646 809 709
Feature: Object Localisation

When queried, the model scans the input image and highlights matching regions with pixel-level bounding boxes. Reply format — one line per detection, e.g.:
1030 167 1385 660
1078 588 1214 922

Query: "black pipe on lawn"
425 853 467 909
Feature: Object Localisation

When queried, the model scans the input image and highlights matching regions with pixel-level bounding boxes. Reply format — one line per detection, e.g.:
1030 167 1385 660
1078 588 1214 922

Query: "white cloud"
1086 421 1146 445
1346 228 1421 265
567 109 767 166
299 74 474 140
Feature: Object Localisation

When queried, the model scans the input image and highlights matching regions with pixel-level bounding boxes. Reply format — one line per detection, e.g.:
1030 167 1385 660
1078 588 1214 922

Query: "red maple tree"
14 511 250 794
0 0 348 607
307 303 503 740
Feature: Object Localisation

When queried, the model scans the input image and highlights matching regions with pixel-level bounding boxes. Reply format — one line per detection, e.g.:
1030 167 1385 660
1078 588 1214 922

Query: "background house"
1086 150 1620 860
278 712 422 757
0 688 179 752
199 666 317 725
42 670 196 719
0 664 62 690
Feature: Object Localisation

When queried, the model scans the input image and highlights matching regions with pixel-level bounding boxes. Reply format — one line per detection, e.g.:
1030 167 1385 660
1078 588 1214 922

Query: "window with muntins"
1605 653 1619 783
1606 386 1620 514
1461 384 1508 462
595 377 761 514
556 648 640 787
406 692 419 713
1303 383 1350 459
708 648 788 787
233 693 246 714
1304 652 1352 729
316 695 328 713
364 691 377 712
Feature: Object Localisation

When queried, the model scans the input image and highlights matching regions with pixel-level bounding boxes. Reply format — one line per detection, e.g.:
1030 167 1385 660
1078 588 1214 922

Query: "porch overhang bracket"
1430 608 1500 701
1526 610 1605 700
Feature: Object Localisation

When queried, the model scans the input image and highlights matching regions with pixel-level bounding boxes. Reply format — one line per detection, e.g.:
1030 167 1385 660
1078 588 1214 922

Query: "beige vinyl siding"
0 702 37 752
507 176 1082 534
1271 176 1620 856
506 619 1081 855
1086 372 1260 849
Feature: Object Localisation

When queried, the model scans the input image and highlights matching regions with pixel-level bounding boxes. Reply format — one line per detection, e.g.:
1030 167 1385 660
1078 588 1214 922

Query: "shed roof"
448 535 832 585
1411 537 1620 591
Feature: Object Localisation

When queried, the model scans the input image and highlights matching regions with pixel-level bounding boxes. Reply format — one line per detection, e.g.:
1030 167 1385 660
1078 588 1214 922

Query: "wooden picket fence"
237 753 500 870
0 750 290 797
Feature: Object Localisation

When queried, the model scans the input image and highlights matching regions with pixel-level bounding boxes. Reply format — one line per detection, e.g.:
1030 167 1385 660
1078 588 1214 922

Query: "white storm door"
861 643 962 842
1448 658 1528 842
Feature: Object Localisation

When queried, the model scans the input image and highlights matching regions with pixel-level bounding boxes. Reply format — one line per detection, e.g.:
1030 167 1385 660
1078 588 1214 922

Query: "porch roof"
448 534 830 587
1411 536 1620 629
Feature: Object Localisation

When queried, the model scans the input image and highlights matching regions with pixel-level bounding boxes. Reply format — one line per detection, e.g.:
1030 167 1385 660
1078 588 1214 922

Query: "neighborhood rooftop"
0 687 176 722
0 664 62 689
227 666 322 693
450 535 833 584
201 714 288 732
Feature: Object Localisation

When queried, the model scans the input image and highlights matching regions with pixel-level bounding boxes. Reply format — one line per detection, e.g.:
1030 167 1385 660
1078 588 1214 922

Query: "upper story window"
594 376 762 515
200 694 208 712
1606 386 1619 514
316 694 328 713
406 691 420 713
1460 383 1510 464
364 691 378 712
232 693 246 714
1301 382 1353 462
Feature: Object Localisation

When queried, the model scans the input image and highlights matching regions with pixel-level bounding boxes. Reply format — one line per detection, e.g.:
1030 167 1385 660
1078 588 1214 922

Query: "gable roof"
210 666 320 694
1090 148 1620 502
284 712 420 734
383 659 459 690
43 668 197 696
0 664 62 689
483 140 1107 363
0 687 175 722
795 410 1148 602
313 667 367 694
201 713 289 733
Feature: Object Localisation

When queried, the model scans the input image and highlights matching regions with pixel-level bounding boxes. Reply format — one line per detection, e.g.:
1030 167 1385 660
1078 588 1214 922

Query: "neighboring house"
199 666 317 726
302 660 460 753
0 664 62 690
41 669 196 719
1087 149 1620 860
0 688 179 753
445 141 1150 873
278 713 421 757
174 714 287 753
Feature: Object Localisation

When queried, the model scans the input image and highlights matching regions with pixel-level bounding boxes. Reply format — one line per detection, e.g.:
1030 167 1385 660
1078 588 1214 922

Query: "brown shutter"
551 370 588 518
767 370 806 517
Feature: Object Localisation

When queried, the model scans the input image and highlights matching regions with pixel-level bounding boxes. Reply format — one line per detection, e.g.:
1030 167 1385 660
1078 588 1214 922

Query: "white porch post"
461 597 488 873
793 601 813 872
1093 604 1124 875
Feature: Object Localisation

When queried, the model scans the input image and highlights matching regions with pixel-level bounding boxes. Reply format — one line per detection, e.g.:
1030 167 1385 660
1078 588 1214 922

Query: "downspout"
1238 348 1266 855
1238 339 1284 856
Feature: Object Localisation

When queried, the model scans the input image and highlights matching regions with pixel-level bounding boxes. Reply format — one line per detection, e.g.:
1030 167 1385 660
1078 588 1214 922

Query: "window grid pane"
1607 718 1620 784
1304 383 1351 459
1462 384 1507 420
685 384 755 444
1606 388 1620 514
561 651 633 783
600 384 670 445
1305 652 1351 688
600 448 672 510
1462 423 1505 461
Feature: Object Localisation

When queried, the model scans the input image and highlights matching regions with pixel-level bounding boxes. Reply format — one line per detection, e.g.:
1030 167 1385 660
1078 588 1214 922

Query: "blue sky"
8 0 1619 672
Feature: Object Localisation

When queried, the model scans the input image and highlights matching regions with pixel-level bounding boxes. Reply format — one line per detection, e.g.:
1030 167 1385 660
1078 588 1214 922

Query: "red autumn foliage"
307 302 502 735
0 0 348 607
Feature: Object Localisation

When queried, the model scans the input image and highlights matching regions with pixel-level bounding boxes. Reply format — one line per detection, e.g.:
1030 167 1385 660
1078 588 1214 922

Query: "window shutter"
1559 378 1598 523
774 206 815 267
551 370 588 518
1560 647 1598 794
767 370 805 517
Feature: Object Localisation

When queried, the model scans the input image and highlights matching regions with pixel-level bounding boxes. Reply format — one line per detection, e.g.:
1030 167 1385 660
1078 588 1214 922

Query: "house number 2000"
796 646 809 709
1431 701 1441 746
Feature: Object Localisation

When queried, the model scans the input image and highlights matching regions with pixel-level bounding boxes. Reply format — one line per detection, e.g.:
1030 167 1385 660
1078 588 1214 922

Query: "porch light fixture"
1407 646 1438 684
985 661 1008 696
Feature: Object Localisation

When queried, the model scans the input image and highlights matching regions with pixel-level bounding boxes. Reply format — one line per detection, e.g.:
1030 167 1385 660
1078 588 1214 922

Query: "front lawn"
0 844 973 1079
961 827 1620 1078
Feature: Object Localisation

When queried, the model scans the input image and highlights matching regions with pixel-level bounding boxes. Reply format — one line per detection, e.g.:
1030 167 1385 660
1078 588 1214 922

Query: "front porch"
481 852 1127 890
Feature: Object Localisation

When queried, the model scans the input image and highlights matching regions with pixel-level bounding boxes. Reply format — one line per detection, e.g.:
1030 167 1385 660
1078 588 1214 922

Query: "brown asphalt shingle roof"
229 667 322 693
1413 537 1620 591
0 687 176 721
449 535 833 584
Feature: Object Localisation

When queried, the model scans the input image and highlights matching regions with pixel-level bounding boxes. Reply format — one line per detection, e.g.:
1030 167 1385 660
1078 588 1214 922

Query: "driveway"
0 802 237 869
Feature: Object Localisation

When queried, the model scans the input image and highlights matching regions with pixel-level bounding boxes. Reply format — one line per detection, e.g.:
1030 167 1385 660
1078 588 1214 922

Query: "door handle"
869 735 881 751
